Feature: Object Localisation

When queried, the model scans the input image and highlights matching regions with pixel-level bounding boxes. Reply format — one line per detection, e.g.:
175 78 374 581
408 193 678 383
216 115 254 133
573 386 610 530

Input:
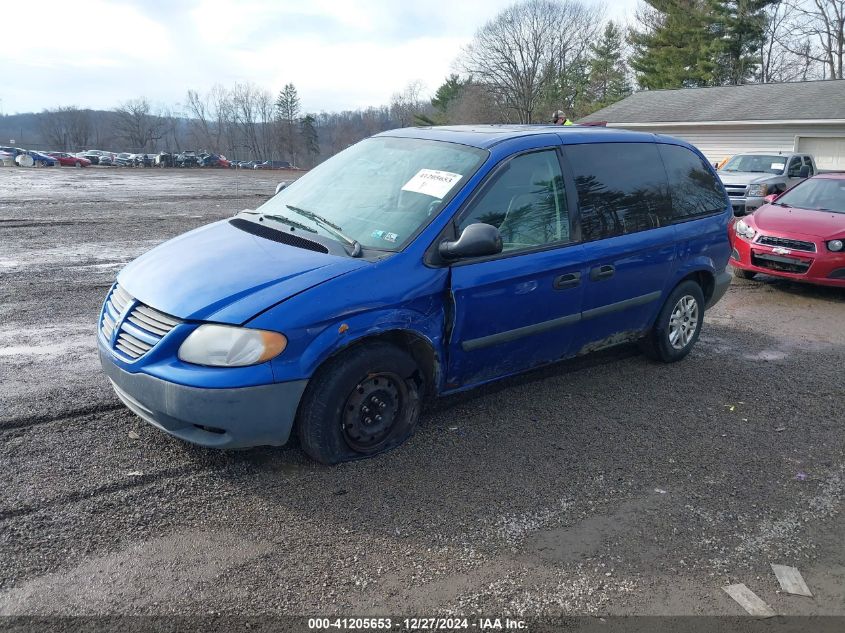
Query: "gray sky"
0 0 638 115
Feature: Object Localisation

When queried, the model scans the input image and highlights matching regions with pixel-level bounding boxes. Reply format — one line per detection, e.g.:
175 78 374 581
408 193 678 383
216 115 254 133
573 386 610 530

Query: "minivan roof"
377 124 661 149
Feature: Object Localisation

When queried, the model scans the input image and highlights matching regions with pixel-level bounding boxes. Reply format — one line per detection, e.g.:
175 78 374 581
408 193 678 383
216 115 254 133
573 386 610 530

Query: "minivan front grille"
756 235 816 253
101 284 181 360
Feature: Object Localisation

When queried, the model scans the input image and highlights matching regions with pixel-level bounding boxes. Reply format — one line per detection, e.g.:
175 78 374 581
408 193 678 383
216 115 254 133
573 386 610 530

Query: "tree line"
7 0 842 167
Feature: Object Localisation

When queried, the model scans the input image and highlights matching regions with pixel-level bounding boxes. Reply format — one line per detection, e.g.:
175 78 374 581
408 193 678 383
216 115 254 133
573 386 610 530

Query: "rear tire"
296 342 422 464
733 268 757 280
640 280 705 363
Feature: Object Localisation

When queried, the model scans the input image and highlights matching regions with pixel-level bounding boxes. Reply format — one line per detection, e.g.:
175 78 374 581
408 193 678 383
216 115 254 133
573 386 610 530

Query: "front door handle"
553 272 581 290
590 264 615 281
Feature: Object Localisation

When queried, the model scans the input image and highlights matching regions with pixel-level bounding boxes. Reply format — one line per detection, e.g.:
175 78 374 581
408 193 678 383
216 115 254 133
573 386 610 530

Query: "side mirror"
763 194 777 204
439 223 503 260
799 165 810 178
275 181 290 195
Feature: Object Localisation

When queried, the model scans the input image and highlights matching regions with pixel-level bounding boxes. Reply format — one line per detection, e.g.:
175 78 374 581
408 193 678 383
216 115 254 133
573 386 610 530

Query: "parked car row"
231 160 294 170
1 145 297 170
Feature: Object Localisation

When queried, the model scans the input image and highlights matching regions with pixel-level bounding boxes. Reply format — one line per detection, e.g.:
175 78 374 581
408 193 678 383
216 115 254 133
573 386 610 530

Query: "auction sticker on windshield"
401 169 463 199
771 162 785 171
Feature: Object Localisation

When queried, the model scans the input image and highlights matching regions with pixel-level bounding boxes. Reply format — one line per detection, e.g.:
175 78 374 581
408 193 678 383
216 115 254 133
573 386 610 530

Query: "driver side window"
787 156 803 177
457 150 569 253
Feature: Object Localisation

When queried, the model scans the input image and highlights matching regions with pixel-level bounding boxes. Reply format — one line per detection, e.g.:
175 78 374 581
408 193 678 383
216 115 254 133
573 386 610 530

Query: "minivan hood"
752 204 845 239
117 219 367 323
718 171 778 185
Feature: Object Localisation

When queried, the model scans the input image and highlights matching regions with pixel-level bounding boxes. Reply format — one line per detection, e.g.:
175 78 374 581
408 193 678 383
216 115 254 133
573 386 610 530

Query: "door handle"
553 272 581 290
590 264 615 281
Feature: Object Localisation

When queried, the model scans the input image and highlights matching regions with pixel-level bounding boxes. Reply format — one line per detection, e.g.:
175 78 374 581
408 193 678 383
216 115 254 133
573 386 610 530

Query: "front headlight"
828 239 844 252
735 219 756 240
178 324 287 367
747 184 768 197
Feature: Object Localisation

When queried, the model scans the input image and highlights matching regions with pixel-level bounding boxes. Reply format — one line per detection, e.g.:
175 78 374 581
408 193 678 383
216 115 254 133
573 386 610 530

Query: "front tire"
297 342 422 464
640 280 705 363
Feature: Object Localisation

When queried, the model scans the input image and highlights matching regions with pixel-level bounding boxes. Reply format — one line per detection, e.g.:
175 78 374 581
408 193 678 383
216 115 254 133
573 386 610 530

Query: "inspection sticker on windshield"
401 169 463 199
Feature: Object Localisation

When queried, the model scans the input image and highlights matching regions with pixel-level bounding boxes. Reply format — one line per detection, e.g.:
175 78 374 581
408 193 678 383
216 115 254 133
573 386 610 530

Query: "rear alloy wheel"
297 342 422 464
640 280 705 363
75 161 82 168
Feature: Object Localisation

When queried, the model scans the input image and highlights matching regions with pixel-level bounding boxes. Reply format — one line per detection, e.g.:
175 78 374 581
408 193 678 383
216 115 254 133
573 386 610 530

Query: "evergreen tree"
431 74 467 113
629 0 718 89
275 83 301 123
709 0 776 85
588 21 632 107
299 113 319 167
275 83 301 163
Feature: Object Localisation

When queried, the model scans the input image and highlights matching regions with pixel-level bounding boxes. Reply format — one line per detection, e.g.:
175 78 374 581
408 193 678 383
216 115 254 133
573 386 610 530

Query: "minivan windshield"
255 136 488 251
775 177 845 213
720 155 785 174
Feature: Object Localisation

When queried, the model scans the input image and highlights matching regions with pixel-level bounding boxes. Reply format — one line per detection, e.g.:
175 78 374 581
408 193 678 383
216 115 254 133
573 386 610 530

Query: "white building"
579 80 845 171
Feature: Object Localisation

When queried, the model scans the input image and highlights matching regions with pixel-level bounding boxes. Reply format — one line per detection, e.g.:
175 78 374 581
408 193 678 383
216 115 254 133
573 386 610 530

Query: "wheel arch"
308 328 442 399
678 268 716 304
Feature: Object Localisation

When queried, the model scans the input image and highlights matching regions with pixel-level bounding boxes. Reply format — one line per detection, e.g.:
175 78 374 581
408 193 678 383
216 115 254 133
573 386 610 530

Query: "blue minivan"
98 125 731 463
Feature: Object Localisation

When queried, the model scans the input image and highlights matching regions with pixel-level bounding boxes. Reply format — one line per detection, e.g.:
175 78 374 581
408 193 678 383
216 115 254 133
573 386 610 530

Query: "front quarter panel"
247 260 449 387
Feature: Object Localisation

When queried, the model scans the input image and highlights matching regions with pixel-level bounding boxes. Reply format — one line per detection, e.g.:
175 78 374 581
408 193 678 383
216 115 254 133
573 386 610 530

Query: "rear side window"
565 142 670 241
658 144 727 221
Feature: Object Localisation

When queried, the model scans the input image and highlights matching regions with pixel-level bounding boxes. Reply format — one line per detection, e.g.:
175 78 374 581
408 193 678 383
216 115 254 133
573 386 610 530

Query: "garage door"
796 136 845 171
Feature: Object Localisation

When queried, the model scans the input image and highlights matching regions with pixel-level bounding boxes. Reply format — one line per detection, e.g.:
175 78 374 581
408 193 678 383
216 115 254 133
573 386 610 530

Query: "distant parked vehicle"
197 153 232 168
115 153 135 167
175 151 199 167
78 150 112 165
0 146 26 157
718 152 817 215
26 151 58 167
0 149 15 166
135 153 154 167
254 160 292 170
155 152 175 168
46 152 91 167
99 154 115 166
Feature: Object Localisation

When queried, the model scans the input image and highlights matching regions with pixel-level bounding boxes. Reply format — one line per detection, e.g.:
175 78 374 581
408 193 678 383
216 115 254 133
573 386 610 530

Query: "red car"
730 173 845 287
46 152 91 168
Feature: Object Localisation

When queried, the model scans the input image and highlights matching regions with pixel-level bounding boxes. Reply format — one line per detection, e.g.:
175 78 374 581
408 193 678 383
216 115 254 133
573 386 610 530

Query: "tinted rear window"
658 144 727 221
565 142 670 241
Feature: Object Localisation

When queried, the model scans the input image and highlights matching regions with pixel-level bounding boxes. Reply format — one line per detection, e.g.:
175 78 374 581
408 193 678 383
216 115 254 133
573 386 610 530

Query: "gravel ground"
0 167 843 618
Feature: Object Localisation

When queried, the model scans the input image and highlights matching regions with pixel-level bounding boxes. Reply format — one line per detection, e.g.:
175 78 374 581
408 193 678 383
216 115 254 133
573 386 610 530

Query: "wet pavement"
1 166 843 617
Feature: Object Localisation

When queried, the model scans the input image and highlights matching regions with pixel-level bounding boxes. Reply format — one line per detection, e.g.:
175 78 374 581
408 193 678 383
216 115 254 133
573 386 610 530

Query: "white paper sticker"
401 169 463 199
771 162 785 170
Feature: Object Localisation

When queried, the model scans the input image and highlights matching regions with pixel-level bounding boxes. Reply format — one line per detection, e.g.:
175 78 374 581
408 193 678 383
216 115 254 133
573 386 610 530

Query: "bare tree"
389 80 429 126
444 83 502 123
784 0 845 79
112 98 165 151
38 106 93 150
459 0 603 123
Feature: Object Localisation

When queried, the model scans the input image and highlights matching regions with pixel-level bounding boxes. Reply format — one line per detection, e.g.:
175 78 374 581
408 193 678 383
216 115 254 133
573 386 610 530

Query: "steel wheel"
668 295 699 350
341 371 407 453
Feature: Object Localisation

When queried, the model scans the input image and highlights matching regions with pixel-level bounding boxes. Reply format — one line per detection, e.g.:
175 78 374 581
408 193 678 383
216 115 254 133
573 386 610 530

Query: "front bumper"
707 270 732 308
729 196 764 215
730 234 845 288
99 347 308 449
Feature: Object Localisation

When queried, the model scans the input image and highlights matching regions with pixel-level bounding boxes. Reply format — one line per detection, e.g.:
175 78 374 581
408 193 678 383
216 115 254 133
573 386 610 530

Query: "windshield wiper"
260 214 318 234
286 204 362 257
772 202 792 208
